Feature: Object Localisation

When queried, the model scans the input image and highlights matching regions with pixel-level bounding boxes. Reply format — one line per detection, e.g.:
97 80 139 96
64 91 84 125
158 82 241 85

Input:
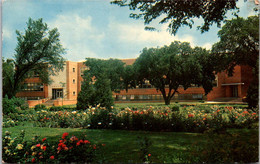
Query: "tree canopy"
84 58 135 92
134 41 215 105
77 72 114 110
111 0 243 35
212 15 259 108
212 15 259 75
3 18 66 98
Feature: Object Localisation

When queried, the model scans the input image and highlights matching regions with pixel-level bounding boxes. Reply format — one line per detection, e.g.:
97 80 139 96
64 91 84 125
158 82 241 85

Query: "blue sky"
2 0 258 61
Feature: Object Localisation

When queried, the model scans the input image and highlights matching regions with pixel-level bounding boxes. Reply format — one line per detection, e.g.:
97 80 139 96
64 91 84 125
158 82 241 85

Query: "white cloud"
49 14 105 61
2 26 13 40
202 43 212 50
108 20 195 49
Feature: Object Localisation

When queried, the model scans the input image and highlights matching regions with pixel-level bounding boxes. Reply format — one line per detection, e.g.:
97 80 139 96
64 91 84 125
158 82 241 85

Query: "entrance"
52 89 63 99
231 86 238 97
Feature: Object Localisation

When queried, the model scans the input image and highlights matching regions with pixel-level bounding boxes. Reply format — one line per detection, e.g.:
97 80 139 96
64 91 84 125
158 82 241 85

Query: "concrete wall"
48 63 67 99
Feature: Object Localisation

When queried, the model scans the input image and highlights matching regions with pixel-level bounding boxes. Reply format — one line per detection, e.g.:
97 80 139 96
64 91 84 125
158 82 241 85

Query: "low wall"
53 99 77 106
27 100 43 108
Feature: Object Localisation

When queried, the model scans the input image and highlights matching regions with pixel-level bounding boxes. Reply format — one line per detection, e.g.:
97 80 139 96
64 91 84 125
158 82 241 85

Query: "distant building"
16 59 253 107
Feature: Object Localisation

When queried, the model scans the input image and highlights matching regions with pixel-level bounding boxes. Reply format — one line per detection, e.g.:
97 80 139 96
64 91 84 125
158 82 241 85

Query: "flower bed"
2 131 102 163
4 105 258 133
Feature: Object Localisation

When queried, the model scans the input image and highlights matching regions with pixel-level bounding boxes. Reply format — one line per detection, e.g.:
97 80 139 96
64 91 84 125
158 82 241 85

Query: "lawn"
3 125 258 163
3 102 258 163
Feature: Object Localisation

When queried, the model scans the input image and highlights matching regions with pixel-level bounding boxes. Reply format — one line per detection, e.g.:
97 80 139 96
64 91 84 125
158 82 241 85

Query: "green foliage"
134 41 215 105
34 104 47 111
212 16 259 74
12 105 258 132
2 131 101 163
212 16 259 108
137 136 152 163
3 97 28 114
48 106 64 111
77 73 114 110
3 18 65 98
84 58 125 92
111 0 243 35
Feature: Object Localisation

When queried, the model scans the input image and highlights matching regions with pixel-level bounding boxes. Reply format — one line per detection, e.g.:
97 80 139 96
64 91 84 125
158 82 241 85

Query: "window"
73 91 76 96
73 79 76 84
22 83 44 91
73 68 75 72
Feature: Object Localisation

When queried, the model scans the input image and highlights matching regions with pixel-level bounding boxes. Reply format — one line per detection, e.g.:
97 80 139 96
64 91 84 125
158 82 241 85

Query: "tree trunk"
164 97 171 105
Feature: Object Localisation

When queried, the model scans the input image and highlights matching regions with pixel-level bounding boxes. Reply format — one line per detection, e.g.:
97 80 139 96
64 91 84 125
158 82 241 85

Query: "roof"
120 59 136 65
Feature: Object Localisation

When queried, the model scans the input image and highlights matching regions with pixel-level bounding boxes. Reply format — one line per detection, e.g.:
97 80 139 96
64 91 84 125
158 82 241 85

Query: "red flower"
42 138 46 142
32 158 36 163
36 144 41 147
188 114 194 118
252 113 257 115
84 140 90 144
58 143 66 148
148 154 151 157
76 141 81 146
42 146 47 151
102 144 106 147
59 140 63 143
50 156 55 160
47 118 50 120
243 111 249 114
62 132 69 139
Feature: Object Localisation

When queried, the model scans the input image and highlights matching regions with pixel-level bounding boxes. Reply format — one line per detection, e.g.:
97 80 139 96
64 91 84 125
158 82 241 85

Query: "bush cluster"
9 105 258 133
2 131 102 163
3 97 28 114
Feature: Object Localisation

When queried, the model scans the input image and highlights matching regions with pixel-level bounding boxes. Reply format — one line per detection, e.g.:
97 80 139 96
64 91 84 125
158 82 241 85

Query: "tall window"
73 68 75 72
73 79 76 84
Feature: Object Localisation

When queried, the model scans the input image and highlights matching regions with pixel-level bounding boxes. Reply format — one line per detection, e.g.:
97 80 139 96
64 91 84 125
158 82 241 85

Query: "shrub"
77 74 114 110
34 104 47 111
2 131 102 163
48 106 64 111
3 97 28 114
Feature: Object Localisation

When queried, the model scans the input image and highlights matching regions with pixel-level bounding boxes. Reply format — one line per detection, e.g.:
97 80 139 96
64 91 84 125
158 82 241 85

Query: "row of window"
114 94 204 101
22 83 44 91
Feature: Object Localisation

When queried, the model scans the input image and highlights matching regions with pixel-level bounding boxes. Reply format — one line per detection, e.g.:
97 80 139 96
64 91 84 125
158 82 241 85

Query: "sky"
2 0 258 61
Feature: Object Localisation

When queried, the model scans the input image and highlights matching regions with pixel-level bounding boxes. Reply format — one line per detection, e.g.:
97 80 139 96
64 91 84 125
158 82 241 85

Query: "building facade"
16 59 253 107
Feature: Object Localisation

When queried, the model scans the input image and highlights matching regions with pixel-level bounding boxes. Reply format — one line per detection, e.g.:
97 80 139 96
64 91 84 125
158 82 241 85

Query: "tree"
134 41 215 105
212 16 259 108
77 71 114 110
3 18 66 98
84 58 135 92
111 0 246 35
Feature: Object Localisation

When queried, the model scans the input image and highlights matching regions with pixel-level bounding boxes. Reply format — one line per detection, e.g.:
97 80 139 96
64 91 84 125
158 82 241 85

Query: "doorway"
231 86 238 97
52 89 63 99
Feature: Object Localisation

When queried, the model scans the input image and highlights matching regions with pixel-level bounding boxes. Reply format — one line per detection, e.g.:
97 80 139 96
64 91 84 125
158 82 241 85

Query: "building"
16 59 253 107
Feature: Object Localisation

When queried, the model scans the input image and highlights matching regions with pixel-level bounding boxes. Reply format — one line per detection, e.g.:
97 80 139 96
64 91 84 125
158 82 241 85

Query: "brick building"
16 59 253 107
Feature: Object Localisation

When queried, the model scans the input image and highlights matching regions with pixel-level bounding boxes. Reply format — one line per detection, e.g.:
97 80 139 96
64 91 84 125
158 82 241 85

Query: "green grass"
114 102 248 109
4 125 207 163
4 125 257 163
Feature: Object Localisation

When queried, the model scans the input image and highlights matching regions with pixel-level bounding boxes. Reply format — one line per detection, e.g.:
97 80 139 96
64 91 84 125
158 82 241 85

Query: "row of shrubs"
4 105 258 133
